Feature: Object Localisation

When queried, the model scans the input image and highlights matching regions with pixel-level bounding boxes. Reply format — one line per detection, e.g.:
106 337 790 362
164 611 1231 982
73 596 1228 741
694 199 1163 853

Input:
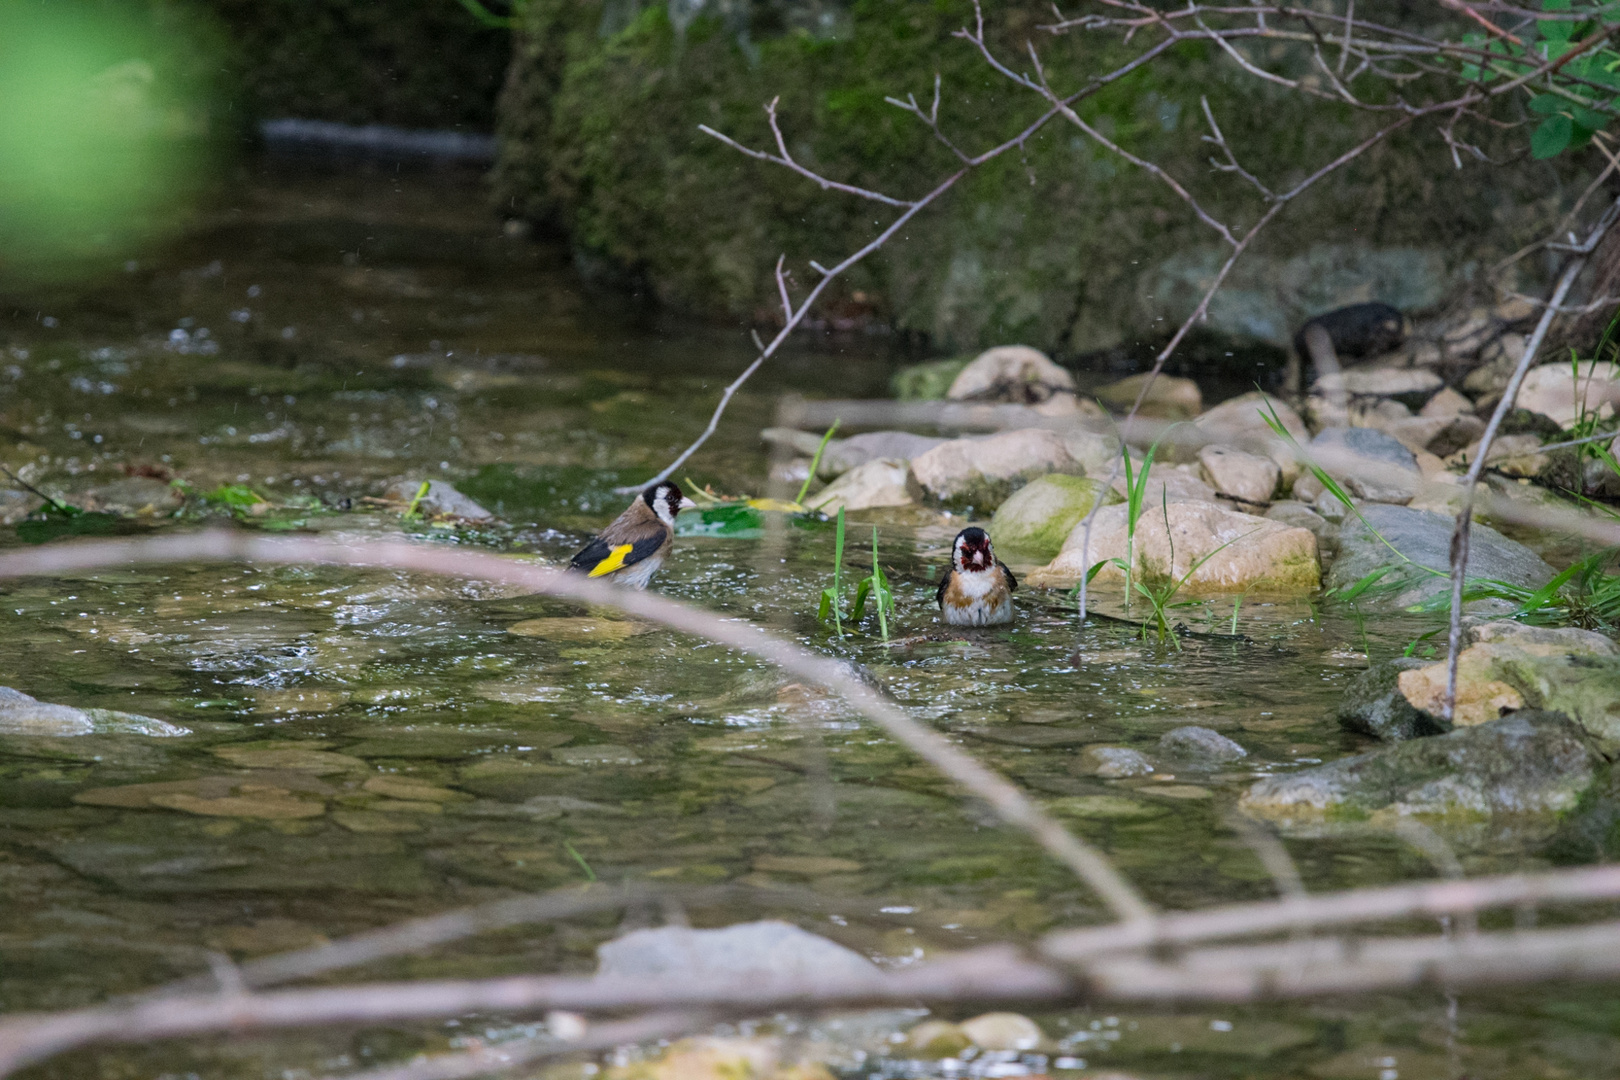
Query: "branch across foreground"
0 535 1619 1079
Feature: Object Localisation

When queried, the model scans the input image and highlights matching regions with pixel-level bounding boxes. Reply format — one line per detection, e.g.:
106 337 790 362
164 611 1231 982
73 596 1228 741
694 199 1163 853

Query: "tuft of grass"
817 506 849 637
850 525 895 641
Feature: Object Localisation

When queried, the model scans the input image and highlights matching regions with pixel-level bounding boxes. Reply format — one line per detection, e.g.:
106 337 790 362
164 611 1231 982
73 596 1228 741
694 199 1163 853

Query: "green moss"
494 0 1583 352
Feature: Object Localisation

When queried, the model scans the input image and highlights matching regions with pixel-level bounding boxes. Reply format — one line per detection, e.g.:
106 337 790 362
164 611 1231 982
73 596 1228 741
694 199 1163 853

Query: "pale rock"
907 429 1080 509
1456 433 1546 477
1492 295 1537 322
822 431 946 475
1442 307 1495 353
959 1013 1047 1052
1420 386 1475 419
1073 745 1154 778
989 474 1118 560
1197 445 1280 505
1094 373 1203 420
1426 413 1486 457
1413 450 1449 477
947 345 1077 408
596 920 879 981
1158 725 1247 763
1193 391 1307 485
1029 500 1320 592
1109 461 1218 505
803 459 913 513
1264 500 1337 561
1061 429 1122 476
1313 366 1442 405
382 479 492 520
1305 393 1413 435
1514 360 1620 425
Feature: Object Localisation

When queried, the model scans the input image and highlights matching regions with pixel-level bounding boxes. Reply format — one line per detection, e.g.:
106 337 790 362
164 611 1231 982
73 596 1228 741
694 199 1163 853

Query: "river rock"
947 345 1077 411
1264 501 1337 561
1324 504 1554 611
1515 360 1620 425
1094 373 1202 420
1192 391 1307 485
823 432 946 475
1062 430 1122 476
1072 745 1154 778
989 474 1117 559
892 357 972 400
1295 426 1420 504
0 686 188 737
1108 461 1218 505
1313 366 1442 408
959 1013 1047 1052
1239 711 1599 826
0 489 43 524
596 920 879 981
1394 622 1620 750
1158 725 1248 763
382 479 492 520
78 476 184 517
1197 445 1280 505
907 429 1080 509
1029 500 1320 592
803 459 913 513
1420 386 1475 419
1337 658 1451 742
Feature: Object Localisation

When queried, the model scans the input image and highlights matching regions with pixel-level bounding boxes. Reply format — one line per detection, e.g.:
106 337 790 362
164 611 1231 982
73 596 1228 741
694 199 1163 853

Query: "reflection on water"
0 159 1617 1079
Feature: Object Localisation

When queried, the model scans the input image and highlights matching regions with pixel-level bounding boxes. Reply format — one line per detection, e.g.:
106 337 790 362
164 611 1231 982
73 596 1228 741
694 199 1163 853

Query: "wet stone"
1158 725 1248 763
212 746 367 773
382 478 492 519
506 617 646 642
1072 745 1154 778
597 920 878 981
552 744 643 766
1337 658 1451 742
0 687 187 738
959 1012 1047 1052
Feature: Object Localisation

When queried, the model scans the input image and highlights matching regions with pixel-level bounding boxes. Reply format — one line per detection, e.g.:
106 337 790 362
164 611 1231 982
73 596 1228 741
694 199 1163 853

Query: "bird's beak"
678 496 697 513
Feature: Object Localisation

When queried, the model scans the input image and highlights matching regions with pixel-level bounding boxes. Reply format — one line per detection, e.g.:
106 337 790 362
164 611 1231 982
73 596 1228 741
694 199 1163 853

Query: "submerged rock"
1337 658 1451 742
77 476 184 517
382 478 492 520
959 1012 1047 1052
1324 504 1553 611
597 920 878 981
1072 745 1154 778
989 474 1117 560
1029 500 1319 592
803 458 913 513
0 687 187 737
1240 711 1598 826
1158 725 1248 763
907 429 1080 509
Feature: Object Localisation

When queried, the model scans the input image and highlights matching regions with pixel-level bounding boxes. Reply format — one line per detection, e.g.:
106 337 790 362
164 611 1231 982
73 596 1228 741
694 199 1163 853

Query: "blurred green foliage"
0 0 224 283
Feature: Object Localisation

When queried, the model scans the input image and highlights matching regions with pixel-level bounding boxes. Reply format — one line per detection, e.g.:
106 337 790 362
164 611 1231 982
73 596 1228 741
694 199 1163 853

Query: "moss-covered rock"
989 474 1117 561
492 0 1580 352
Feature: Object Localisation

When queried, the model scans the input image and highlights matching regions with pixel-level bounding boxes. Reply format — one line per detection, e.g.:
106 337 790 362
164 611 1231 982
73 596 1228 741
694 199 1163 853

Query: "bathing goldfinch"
936 527 1016 626
567 482 695 588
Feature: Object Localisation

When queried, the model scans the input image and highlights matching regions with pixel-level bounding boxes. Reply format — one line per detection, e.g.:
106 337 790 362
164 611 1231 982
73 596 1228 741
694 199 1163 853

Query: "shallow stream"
0 158 1617 1080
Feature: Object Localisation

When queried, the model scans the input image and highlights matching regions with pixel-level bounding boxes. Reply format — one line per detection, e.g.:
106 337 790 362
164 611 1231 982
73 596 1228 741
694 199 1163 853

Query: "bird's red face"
953 528 994 573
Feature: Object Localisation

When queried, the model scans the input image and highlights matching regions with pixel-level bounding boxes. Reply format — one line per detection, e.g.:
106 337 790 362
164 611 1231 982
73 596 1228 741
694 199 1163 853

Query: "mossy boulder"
1241 711 1600 829
493 1 1574 352
989 474 1118 561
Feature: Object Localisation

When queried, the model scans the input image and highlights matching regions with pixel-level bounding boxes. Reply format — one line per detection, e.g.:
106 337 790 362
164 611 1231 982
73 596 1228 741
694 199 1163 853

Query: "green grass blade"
795 419 842 507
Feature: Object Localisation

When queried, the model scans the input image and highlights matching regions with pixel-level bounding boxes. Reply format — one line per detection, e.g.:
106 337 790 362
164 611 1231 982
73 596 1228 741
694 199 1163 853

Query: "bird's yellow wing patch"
587 544 636 577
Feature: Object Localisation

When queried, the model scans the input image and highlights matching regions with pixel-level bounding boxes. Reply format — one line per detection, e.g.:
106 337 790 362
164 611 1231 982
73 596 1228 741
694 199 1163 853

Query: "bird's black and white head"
952 527 996 574
642 482 696 528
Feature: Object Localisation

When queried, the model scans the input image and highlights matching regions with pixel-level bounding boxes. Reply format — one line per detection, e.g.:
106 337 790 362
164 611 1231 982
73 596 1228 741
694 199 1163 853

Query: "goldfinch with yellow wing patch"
936 526 1016 626
568 482 695 589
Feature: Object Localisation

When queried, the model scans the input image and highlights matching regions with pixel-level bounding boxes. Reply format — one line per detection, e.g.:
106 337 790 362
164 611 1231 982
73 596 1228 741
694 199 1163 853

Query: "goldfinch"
936 527 1016 626
567 482 695 589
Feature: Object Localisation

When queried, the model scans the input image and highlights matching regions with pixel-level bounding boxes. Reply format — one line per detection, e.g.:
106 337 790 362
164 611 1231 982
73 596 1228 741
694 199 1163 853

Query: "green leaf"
675 503 765 538
1575 105 1610 131
1533 113 1575 158
204 484 264 508
16 511 129 545
851 578 872 622
818 587 837 622
1529 93 1568 114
